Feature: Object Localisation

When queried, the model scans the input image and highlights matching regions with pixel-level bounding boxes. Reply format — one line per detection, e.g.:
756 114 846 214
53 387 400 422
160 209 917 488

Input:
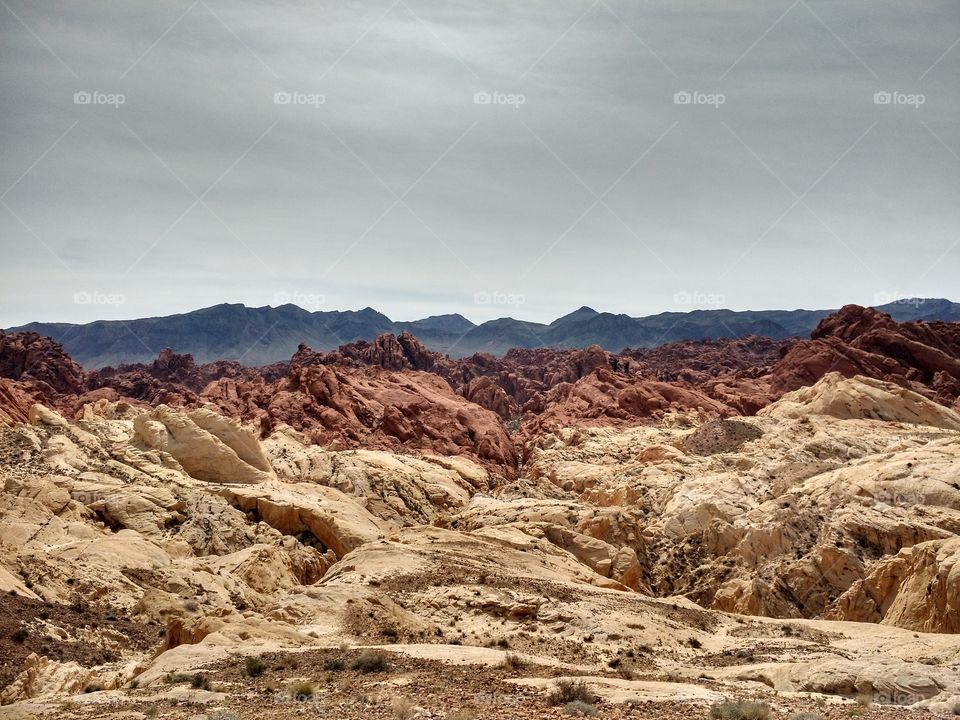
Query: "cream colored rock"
213 481 388 558
133 405 273 484
761 372 960 429
830 536 960 632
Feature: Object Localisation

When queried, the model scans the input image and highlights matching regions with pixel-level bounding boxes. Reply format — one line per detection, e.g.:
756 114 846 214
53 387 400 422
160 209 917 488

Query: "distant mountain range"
9 299 960 368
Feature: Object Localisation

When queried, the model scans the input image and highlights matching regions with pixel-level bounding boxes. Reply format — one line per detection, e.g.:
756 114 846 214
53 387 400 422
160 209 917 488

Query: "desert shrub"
190 674 211 690
289 681 314 701
564 700 599 716
11 627 28 644
710 699 771 720
501 652 527 670
688 636 703 648
789 714 825 720
548 679 597 706
324 658 346 672
382 627 399 641
352 650 389 674
244 655 266 678
166 672 193 684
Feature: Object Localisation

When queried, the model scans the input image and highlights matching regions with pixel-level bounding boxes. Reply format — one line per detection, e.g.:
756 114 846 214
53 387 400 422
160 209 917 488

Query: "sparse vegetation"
190 673 211 690
11 627 28 644
244 655 266 678
789 714 826 720
352 650 389 673
324 658 346 672
289 680 315 700
501 652 527 670
548 679 597 707
165 672 194 684
709 699 772 720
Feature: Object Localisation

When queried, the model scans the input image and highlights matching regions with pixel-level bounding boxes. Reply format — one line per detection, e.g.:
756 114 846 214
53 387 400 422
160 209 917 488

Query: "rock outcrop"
761 372 960 429
771 305 960 409
133 405 274 484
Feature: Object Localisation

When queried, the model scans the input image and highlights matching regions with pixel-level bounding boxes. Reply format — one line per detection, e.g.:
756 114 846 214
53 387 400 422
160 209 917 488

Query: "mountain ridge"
9 298 960 368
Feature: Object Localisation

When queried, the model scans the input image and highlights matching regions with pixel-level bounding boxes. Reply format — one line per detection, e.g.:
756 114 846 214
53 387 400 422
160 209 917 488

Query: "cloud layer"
1 0 958 326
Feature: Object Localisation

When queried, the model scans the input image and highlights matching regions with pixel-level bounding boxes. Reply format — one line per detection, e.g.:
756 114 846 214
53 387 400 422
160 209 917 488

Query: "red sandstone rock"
771 305 960 406
0 331 84 397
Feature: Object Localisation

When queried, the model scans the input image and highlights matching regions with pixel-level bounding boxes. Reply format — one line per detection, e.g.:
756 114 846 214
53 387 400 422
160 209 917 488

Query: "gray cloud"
1 0 958 327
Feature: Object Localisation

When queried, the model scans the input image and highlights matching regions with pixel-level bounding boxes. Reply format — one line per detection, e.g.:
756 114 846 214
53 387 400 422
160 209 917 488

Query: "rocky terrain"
0 306 959 720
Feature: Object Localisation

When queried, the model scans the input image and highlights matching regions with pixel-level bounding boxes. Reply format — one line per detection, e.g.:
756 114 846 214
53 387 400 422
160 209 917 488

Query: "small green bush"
244 655 266 678
323 658 346 672
352 650 389 674
548 679 596 707
710 699 772 720
501 652 527 670
289 681 314 701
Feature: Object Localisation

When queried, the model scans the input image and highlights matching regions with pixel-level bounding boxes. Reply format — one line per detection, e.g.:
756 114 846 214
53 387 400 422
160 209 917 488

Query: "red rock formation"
624 336 790 381
0 378 41 426
527 368 736 434
0 332 85 423
0 331 84 396
4 307 956 472
201 359 518 477
771 305 960 408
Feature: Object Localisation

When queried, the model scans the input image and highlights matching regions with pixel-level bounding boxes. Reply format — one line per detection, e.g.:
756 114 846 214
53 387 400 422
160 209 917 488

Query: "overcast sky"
1 0 958 327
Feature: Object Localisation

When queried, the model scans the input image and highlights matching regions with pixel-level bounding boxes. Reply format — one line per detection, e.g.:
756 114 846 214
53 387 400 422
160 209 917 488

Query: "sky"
1 0 958 327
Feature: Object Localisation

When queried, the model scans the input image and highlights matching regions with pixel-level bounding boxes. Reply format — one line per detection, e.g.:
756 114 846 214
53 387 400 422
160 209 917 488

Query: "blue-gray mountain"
10 299 960 368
